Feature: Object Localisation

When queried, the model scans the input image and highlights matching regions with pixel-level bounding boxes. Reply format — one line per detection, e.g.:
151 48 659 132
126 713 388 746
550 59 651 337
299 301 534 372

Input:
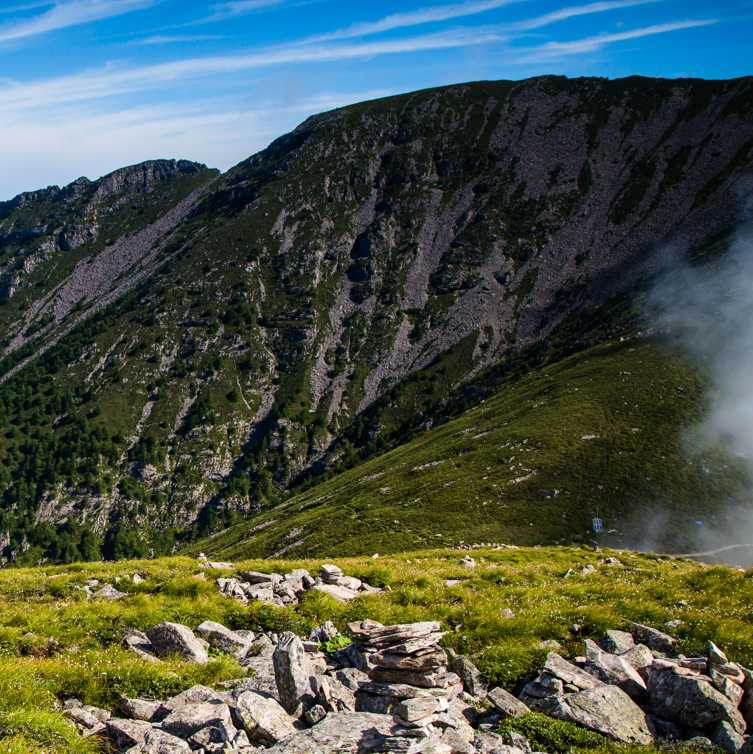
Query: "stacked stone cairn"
216 563 382 607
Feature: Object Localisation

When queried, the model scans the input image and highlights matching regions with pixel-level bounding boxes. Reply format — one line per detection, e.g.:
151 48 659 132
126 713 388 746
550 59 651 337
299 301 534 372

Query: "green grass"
0 549 748 751
187 335 747 560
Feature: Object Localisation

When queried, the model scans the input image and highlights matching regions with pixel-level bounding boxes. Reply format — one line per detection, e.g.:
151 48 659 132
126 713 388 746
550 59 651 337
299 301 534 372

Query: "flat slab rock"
264 711 395 753
545 685 656 745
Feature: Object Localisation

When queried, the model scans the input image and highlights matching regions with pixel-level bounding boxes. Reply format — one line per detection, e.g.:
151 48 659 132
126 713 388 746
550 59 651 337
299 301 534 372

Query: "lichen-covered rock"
622 621 676 653
544 652 605 690
449 655 488 698
160 700 232 739
582 640 647 698
546 685 655 744
146 623 208 664
711 721 747 754
487 687 530 718
264 711 395 753
647 668 746 734
601 630 635 656
273 631 315 713
236 689 297 746
195 620 253 658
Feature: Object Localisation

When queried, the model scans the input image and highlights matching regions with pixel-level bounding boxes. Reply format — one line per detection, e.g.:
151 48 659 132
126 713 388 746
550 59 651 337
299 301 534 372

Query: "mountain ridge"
0 75 750 564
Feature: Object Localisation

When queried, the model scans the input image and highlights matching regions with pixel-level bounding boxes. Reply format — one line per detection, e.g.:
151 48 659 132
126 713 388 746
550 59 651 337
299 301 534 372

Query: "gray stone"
473 732 526 754
196 620 253 658
647 667 746 734
119 697 161 721
582 641 647 697
262 711 396 753
622 644 654 674
368 668 461 689
146 623 208 664
348 620 442 649
122 629 159 663
546 685 655 744
711 721 747 753
305 704 328 725
313 583 360 603
710 642 730 665
356 691 396 714
158 685 231 717
374 647 447 673
127 728 192 754
394 697 446 722
161 700 232 738
334 641 375 672
711 668 745 707
487 687 530 718
602 630 635 655
683 736 715 750
273 631 315 714
622 620 676 653
104 718 153 750
449 655 488 698
65 706 100 728
335 667 370 691
236 689 297 746
358 681 463 701
441 729 477 753
543 652 605 690
739 690 753 730
95 584 128 600
507 731 532 753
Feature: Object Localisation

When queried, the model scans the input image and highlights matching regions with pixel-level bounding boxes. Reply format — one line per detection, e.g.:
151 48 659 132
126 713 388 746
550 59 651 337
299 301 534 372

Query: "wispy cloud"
195 0 326 25
505 0 665 32
510 18 718 62
132 33 225 45
308 0 527 42
0 0 158 43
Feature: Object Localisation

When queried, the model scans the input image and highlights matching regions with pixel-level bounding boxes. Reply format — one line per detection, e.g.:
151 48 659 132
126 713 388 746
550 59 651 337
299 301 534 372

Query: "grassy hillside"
187 334 749 561
1 547 752 752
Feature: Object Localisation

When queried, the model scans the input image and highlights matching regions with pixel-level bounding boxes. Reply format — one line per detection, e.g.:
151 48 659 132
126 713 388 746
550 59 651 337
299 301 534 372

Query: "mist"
643 222 753 566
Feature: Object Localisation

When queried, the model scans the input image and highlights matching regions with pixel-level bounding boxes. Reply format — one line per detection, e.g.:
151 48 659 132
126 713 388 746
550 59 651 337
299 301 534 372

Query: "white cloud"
0 0 158 43
510 18 718 62
506 0 665 32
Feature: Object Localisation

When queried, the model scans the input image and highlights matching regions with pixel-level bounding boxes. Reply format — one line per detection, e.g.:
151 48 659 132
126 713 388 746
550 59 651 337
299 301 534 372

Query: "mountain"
0 75 752 564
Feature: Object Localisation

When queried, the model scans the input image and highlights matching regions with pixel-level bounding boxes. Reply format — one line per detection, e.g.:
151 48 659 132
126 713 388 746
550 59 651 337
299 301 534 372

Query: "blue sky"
0 0 749 199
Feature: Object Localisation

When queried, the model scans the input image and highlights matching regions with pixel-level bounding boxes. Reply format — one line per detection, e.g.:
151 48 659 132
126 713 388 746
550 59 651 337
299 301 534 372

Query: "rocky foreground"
60 562 753 754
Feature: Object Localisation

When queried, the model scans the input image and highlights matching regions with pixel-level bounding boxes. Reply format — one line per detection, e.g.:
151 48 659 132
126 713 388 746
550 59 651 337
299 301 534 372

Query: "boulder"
647 668 746 734
236 690 297 746
582 640 647 697
126 728 192 754
544 652 605 690
157 685 231 718
622 620 676 653
487 687 530 718
195 620 252 658
146 623 208 664
373 647 447 673
601 630 635 655
710 642 730 665
161 700 232 738
313 583 360 603
122 629 159 663
449 655 488 698
621 644 655 673
104 718 153 750
273 632 315 714
546 685 656 744
347 620 442 649
711 668 745 707
95 584 128 600
711 721 747 754
262 711 395 753
119 697 161 721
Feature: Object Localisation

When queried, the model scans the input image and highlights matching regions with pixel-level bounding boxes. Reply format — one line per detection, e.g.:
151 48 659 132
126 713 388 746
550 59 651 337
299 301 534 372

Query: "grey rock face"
544 652 605 690
119 697 161 721
647 669 746 734
146 623 208 664
711 721 747 754
582 641 647 698
487 687 530 718
601 630 635 655
449 655 488 698
236 690 297 746
273 631 315 714
622 621 676 653
160 701 232 739
263 711 395 753
195 620 252 658
546 685 656 744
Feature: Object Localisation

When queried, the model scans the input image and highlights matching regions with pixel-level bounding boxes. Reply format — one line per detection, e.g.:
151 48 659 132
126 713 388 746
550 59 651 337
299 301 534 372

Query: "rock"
368 668 461 689
314 583 361 603
239 570 281 584
196 620 253 658
132 573 145 585
334 641 375 672
581 565 597 576
146 623 208 664
335 667 370 691
449 655 488 697
582 640 647 697
647 667 746 734
544 653 605 690
320 564 343 582
546 685 656 744
355 691 395 714
710 642 730 665
158 685 230 717
236 690 297 745
273 632 315 714
712 662 747 685
711 721 747 753
206 561 235 570
394 697 447 722
487 687 530 718
374 647 447 673
601 630 635 655
305 704 328 725
95 584 128 600
622 644 654 674
739 690 753 730
65 706 101 728
358 681 463 701
622 620 676 653
119 697 161 721
441 729 477 753
161 701 232 738
460 556 476 568
337 576 363 591
473 732 525 754
263 711 394 753
507 731 532 753
348 620 442 649
126 728 193 753
711 668 745 707
683 736 715 750
500 608 515 619
104 718 153 750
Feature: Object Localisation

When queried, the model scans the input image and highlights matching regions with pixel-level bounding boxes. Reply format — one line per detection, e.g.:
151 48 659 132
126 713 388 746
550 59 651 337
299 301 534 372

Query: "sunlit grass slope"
0 549 750 752
188 336 748 561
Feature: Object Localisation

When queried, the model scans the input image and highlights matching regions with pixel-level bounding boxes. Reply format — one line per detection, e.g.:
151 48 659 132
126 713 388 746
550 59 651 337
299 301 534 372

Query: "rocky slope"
0 75 752 562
